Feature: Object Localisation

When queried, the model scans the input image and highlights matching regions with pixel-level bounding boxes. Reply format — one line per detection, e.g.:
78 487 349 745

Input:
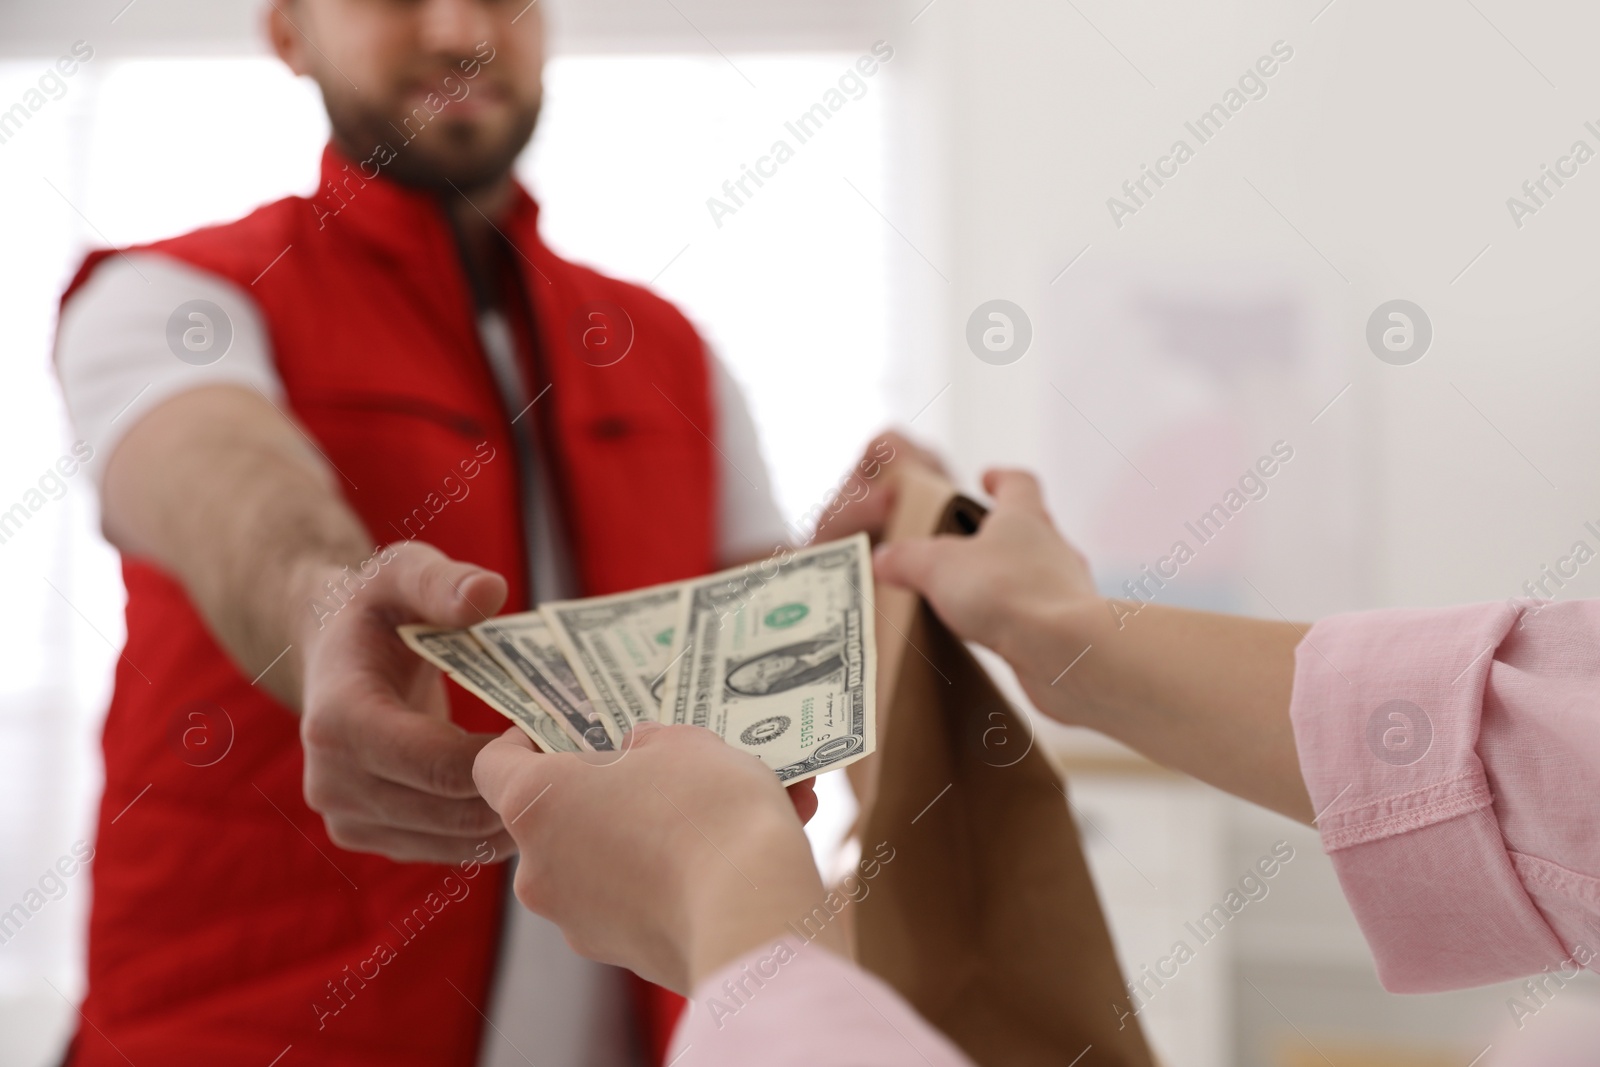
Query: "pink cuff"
1290 604 1569 992
671 939 972 1066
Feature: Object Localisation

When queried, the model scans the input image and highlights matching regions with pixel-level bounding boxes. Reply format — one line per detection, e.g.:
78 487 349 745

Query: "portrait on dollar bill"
725 636 847 697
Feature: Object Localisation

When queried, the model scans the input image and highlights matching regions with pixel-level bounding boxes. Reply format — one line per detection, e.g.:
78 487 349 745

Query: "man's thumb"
392 543 509 626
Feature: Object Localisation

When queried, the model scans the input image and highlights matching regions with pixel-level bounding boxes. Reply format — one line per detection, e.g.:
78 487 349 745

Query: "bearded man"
52 2 905 1063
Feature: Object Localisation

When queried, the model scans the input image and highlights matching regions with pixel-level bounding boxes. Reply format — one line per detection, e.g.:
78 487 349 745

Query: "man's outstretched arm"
99 384 513 862
104 385 372 705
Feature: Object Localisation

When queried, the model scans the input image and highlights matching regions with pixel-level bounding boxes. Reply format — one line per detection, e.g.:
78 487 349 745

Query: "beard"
322 85 541 195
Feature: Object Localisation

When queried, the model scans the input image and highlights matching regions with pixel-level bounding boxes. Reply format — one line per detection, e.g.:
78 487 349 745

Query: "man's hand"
96 387 530 860
297 541 515 864
872 469 1097 674
811 429 948 545
473 723 836 995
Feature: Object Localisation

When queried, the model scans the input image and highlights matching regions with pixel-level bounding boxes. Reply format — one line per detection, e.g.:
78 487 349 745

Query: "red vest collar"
311 141 543 268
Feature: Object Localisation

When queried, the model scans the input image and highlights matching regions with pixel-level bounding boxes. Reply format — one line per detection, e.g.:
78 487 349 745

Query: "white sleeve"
709 353 792 562
56 258 787 559
54 253 284 487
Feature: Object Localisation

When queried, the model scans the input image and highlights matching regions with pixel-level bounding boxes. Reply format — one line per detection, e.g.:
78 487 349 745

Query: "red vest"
60 145 717 1066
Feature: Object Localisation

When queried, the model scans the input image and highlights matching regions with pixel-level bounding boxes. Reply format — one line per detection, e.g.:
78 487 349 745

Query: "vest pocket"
297 392 487 439
291 396 521 573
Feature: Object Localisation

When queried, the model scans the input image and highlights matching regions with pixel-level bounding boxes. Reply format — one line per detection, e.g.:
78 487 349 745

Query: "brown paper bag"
850 466 1154 1067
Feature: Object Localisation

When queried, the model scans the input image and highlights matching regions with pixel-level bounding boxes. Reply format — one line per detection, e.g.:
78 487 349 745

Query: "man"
52 1 905 1063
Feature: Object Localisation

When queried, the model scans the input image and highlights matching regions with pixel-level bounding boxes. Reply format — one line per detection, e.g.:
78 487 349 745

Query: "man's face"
270 0 545 192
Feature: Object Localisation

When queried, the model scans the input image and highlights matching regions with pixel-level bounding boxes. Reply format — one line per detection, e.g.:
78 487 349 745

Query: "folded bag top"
851 465 1154 1067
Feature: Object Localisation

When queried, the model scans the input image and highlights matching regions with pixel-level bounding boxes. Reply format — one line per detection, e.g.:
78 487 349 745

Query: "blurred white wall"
920 0 1600 618
900 2 1600 1063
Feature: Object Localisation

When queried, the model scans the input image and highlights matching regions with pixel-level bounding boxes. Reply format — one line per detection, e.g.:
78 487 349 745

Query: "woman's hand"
874 466 1312 822
872 469 1101 710
472 723 839 994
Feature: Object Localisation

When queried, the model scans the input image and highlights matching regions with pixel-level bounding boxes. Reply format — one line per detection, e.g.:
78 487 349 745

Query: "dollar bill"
397 625 581 755
471 613 618 750
540 586 685 729
662 533 876 783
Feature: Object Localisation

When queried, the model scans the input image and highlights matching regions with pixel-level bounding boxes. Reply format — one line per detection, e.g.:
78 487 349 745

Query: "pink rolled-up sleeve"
669 939 974 1066
1290 599 1600 992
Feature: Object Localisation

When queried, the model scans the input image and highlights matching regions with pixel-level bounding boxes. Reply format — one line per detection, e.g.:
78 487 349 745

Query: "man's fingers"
325 821 515 866
326 775 507 837
982 469 1046 513
386 542 509 627
348 704 497 798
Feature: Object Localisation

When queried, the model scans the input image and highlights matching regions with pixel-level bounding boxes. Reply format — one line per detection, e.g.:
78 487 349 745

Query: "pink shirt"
1291 600 1600 992
670 938 973 1066
669 596 1600 1060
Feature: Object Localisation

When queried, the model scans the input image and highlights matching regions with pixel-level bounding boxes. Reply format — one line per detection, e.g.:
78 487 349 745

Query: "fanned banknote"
539 586 685 729
663 533 876 782
397 625 581 755
398 535 877 782
470 614 619 750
